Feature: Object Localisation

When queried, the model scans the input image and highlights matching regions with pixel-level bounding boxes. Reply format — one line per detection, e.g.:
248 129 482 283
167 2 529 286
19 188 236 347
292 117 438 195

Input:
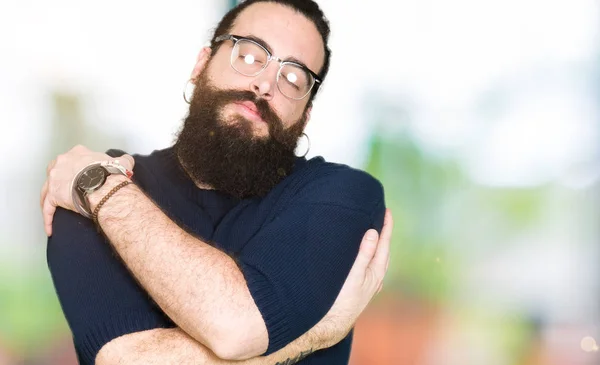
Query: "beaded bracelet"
92 180 133 224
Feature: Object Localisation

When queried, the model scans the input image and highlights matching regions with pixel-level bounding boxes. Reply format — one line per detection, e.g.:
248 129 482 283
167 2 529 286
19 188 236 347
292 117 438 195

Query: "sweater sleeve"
46 208 175 365
239 168 386 354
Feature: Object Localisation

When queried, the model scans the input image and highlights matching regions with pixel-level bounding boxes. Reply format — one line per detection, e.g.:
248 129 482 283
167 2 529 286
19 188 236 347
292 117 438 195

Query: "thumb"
117 154 135 171
351 229 379 272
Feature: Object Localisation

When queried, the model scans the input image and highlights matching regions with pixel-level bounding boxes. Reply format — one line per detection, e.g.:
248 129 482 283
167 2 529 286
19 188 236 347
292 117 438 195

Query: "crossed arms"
95 215 392 365
43 146 393 364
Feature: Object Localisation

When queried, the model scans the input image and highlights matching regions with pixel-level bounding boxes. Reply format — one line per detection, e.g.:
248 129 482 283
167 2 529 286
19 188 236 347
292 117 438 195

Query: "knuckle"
48 168 57 179
69 144 87 155
46 160 56 173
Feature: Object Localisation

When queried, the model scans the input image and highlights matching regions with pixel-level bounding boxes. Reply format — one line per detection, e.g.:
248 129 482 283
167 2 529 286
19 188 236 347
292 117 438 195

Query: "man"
42 1 393 364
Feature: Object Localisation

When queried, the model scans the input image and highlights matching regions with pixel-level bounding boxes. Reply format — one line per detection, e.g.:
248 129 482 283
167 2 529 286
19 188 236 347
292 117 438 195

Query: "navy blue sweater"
47 147 385 364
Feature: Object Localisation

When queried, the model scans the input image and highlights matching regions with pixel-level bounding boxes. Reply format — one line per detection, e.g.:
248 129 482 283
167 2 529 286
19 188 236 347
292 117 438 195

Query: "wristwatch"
71 161 133 218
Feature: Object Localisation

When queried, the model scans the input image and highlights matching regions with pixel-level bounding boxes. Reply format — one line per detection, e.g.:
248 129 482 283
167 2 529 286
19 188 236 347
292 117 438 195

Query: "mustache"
190 87 283 131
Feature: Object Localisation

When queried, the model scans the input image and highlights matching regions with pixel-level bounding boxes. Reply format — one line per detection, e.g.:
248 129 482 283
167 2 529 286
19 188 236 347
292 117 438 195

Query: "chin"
251 123 270 137
227 115 270 138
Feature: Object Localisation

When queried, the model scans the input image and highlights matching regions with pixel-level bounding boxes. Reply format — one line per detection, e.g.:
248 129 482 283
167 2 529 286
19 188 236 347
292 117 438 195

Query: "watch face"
78 166 107 191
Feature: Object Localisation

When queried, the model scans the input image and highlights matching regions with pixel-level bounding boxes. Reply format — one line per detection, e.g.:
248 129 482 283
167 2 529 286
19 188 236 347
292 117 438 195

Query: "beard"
173 70 308 199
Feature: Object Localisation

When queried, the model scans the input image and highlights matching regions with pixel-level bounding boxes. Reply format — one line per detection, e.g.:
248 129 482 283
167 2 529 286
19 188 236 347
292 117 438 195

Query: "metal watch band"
71 161 133 219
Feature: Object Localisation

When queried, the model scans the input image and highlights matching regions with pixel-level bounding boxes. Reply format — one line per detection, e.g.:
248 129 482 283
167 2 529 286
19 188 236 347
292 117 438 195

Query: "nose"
251 80 273 100
249 63 279 100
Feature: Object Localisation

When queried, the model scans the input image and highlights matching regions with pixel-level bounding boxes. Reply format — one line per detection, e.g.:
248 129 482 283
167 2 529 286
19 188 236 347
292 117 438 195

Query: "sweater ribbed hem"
75 309 174 364
241 262 291 355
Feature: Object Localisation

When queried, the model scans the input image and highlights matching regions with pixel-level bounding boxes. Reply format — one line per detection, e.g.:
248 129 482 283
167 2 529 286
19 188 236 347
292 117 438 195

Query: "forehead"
229 2 325 74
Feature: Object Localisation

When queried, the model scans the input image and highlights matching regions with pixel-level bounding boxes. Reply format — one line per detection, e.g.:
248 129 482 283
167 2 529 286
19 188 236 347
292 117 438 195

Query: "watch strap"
71 161 134 219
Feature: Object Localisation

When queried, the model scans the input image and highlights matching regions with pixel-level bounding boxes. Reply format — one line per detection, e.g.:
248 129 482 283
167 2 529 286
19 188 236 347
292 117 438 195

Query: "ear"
190 47 212 81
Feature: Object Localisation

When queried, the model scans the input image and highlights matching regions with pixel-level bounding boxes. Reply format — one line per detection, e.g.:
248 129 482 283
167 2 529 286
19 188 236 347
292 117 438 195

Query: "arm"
87 171 384 359
88 175 268 360
46 205 391 365
43 146 385 360
46 194 389 365
97 212 393 365
96 327 313 365
42 146 268 359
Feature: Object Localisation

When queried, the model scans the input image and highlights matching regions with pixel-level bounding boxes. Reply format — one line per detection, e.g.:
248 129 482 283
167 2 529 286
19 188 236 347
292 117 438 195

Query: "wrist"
88 174 131 212
306 318 344 351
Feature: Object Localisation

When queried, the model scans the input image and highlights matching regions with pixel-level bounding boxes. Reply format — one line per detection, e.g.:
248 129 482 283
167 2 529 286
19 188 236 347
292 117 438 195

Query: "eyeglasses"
214 34 322 100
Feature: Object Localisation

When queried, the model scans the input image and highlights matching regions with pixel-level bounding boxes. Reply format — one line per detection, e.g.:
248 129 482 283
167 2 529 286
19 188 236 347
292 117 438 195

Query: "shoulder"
286 156 385 212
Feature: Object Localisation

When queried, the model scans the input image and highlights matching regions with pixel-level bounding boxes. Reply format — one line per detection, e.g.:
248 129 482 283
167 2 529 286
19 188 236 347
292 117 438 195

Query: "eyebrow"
242 34 314 73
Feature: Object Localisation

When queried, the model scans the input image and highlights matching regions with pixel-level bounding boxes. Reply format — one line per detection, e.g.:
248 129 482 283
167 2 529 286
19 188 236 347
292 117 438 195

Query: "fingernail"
366 230 377 240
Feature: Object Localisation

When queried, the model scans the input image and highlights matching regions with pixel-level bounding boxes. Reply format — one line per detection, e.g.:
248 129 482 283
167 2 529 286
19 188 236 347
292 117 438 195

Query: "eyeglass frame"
214 34 323 100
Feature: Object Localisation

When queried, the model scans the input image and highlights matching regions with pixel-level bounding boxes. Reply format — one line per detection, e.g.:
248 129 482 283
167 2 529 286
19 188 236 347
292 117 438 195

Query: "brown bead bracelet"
92 180 133 224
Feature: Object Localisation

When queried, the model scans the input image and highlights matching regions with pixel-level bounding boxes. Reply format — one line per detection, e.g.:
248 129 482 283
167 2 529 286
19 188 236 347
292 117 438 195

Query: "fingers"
351 229 379 273
43 159 55 235
42 196 56 236
372 209 393 279
70 144 89 153
40 180 48 209
46 159 56 176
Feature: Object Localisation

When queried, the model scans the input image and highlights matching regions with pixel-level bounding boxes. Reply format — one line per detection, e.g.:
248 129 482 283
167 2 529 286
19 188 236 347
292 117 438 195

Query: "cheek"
205 69 237 89
204 56 244 88
272 92 307 124
279 103 307 127
272 103 295 127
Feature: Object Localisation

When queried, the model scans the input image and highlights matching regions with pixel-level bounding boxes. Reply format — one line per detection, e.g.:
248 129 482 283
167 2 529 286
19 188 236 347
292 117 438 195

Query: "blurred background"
1 0 599 364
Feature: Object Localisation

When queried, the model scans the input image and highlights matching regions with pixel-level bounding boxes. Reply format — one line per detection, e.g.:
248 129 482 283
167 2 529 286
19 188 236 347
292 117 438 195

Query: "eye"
283 72 301 90
286 73 298 83
239 54 264 65
244 54 255 64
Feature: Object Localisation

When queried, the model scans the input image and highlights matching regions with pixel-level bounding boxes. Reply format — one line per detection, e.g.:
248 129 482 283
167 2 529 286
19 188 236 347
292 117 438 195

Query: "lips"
234 101 266 124
237 101 258 114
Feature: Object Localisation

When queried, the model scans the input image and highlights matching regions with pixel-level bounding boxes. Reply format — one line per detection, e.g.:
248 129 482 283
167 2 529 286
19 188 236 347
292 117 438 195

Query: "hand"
40 145 135 236
310 209 393 349
94 210 394 365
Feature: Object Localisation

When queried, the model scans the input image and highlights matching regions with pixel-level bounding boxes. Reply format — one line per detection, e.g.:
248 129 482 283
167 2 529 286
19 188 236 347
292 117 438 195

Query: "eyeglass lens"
230 39 314 99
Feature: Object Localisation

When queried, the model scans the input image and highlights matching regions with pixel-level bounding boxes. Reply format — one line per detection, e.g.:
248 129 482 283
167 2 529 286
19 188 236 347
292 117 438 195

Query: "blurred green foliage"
0 252 68 355
364 125 548 303
365 131 462 302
